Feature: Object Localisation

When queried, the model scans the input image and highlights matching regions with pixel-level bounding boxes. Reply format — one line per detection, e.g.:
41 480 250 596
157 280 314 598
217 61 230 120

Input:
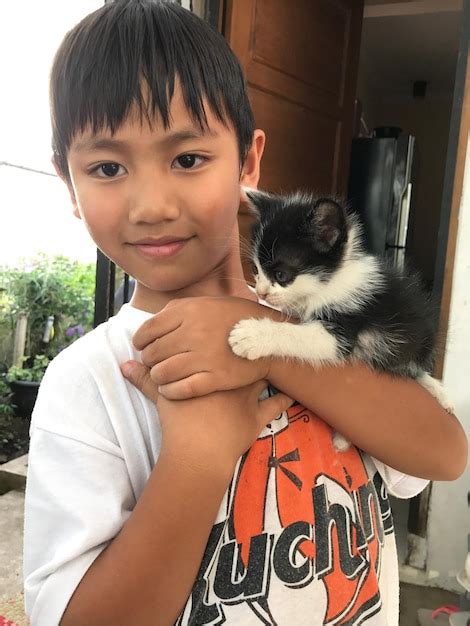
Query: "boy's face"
60 84 264 311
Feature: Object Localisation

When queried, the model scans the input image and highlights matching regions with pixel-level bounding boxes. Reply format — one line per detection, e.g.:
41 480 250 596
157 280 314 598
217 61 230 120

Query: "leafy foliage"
0 376 14 418
7 355 50 383
0 253 96 368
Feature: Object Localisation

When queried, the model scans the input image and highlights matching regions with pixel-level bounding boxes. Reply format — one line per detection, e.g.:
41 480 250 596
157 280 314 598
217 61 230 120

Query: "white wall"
426 137 470 592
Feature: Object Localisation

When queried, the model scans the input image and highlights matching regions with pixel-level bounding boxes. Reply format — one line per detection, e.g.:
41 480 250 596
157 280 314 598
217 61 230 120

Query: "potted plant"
0 255 95 419
0 375 30 464
7 355 50 419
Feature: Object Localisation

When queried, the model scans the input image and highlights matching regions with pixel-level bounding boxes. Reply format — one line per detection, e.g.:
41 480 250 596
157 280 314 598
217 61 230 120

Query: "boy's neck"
128 257 257 315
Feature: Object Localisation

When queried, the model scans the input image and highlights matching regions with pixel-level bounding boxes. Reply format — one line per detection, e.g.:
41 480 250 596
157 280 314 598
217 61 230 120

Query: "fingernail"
121 361 137 376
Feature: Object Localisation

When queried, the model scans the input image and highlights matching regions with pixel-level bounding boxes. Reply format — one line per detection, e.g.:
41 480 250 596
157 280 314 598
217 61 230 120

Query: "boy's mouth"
130 236 193 259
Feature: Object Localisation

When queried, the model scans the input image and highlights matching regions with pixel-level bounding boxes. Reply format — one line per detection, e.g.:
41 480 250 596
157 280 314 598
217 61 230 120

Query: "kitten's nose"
256 290 268 300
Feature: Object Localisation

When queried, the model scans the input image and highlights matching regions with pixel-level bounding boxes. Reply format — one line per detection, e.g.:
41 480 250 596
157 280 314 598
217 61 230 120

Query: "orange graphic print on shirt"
177 400 394 625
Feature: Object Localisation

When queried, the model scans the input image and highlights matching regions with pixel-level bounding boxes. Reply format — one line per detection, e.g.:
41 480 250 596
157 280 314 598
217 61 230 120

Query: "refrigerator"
347 133 416 271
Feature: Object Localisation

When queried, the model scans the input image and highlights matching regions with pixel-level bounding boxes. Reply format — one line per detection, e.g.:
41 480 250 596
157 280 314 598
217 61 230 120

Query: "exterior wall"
426 137 470 592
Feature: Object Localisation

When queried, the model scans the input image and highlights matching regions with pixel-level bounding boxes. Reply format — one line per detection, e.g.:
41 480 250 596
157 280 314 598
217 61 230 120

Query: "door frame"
406 0 470 564
433 0 470 379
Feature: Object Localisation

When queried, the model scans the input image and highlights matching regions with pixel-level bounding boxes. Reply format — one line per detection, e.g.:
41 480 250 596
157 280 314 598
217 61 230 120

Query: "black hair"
50 0 255 181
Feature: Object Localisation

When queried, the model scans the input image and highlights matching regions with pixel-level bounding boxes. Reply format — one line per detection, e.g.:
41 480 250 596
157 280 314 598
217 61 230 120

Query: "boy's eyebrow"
72 128 219 154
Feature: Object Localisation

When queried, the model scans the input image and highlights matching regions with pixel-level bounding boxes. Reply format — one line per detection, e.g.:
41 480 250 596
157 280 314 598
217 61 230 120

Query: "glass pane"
187 0 222 31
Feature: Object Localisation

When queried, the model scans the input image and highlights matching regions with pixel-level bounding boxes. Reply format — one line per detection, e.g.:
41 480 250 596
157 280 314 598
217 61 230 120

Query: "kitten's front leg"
416 372 455 414
229 318 350 452
228 318 343 366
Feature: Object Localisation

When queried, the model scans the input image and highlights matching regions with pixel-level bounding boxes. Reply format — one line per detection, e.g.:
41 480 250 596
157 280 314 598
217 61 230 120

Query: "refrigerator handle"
393 182 412 269
397 182 412 248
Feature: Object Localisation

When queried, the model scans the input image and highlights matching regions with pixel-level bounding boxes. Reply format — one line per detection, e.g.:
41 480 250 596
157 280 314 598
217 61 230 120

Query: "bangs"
50 0 254 178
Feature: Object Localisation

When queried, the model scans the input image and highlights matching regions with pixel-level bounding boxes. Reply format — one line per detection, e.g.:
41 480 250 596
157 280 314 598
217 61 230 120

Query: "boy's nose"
128 181 181 223
128 201 180 223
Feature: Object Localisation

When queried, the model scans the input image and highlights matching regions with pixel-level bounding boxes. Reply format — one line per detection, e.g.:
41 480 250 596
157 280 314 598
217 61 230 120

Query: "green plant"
0 379 12 399
0 402 14 418
7 355 50 383
0 377 15 420
0 254 95 362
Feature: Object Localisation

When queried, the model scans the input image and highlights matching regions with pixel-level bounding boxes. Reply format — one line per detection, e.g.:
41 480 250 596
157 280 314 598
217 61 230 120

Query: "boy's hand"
130 296 288 400
120 360 293 469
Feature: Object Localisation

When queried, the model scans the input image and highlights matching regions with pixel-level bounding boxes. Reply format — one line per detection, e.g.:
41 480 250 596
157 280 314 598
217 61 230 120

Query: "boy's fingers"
159 372 214 400
256 391 294 429
132 309 181 350
252 379 269 396
121 361 159 404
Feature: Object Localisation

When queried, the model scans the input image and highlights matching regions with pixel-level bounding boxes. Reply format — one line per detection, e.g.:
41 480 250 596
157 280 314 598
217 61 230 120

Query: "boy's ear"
240 187 273 220
51 156 81 219
239 129 265 192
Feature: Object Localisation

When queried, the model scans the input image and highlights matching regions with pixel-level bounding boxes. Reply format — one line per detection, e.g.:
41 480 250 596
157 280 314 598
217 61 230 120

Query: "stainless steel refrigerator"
347 133 416 271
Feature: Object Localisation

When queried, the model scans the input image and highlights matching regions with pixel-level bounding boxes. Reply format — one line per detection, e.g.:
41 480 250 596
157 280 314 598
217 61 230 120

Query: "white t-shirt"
23 302 429 625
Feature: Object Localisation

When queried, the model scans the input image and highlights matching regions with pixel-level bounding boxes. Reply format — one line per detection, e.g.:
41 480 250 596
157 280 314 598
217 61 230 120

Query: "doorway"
355 0 464 569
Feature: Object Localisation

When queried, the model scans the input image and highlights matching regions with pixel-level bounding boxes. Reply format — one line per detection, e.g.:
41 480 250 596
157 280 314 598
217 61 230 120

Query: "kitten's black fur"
246 189 439 379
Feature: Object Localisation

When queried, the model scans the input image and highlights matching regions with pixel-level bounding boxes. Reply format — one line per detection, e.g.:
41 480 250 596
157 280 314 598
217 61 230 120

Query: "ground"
0 415 29 466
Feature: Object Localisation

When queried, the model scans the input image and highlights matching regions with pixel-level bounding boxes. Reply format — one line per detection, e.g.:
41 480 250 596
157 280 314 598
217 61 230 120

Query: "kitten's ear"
241 186 273 220
309 199 346 253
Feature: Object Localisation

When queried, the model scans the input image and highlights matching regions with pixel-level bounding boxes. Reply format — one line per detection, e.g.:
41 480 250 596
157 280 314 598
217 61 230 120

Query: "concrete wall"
425 137 470 592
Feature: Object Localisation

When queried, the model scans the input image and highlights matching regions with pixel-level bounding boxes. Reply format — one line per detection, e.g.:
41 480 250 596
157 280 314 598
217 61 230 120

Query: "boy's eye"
91 163 125 178
173 154 205 169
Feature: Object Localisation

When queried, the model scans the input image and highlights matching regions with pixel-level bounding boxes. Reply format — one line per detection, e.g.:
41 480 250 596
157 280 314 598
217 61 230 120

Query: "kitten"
229 189 453 451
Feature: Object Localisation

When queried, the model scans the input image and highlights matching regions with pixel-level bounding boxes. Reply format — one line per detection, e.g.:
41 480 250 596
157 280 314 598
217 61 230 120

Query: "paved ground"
0 489 24 601
400 583 461 625
0 455 463 623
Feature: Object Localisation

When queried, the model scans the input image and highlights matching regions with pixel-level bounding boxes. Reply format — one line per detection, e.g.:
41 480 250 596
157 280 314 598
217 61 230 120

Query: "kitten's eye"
275 270 290 285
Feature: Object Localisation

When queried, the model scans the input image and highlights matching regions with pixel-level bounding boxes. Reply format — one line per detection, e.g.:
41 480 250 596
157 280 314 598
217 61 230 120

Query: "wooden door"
224 0 364 278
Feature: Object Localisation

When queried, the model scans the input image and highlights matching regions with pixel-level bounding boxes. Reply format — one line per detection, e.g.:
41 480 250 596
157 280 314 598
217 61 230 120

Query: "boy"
23 1 467 625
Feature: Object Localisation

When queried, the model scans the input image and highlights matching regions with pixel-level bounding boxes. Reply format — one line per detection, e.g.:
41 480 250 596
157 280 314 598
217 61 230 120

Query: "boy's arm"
60 369 291 626
267 357 467 482
61 446 232 626
132 297 467 483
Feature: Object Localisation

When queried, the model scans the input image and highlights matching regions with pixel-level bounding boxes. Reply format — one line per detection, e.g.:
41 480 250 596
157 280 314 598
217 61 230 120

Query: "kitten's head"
244 189 358 314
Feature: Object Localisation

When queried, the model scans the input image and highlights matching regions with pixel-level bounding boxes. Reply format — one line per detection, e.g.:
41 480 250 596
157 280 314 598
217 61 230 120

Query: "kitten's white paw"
228 318 274 360
333 432 351 452
417 373 455 414
440 396 455 414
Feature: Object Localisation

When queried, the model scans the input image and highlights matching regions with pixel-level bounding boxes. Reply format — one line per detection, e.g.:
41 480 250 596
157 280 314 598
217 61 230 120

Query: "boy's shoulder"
45 304 152 383
49 316 112 369
31 313 140 449
32 308 148 434
39 322 112 406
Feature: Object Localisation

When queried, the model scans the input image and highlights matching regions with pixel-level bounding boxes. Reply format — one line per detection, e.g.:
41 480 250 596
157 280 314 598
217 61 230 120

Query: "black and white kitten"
228 189 453 451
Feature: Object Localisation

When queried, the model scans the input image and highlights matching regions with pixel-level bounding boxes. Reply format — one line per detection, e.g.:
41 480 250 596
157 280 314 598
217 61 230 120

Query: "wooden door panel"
250 88 338 193
252 0 351 103
224 0 363 280
225 0 363 195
